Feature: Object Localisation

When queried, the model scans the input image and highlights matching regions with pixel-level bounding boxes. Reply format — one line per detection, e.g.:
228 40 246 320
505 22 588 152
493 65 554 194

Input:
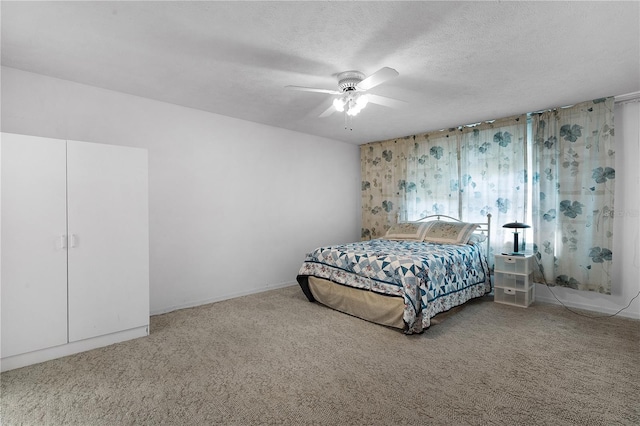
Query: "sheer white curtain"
531 98 615 294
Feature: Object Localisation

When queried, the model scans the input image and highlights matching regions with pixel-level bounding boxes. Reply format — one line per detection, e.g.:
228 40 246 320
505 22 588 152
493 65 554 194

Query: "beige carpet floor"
1 285 638 425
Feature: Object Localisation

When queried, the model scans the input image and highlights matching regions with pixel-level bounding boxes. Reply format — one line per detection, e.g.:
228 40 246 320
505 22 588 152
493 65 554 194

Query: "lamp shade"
502 222 530 253
502 222 531 229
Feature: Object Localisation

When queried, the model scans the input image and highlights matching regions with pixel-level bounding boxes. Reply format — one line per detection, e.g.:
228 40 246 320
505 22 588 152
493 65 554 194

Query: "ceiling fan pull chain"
345 113 353 131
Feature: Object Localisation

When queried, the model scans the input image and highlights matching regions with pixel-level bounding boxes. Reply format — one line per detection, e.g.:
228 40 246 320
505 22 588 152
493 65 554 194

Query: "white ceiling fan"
286 67 406 118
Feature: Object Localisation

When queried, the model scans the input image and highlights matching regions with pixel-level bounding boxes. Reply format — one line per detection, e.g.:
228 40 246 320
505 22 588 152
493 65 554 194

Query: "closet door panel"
0 134 68 357
66 141 149 342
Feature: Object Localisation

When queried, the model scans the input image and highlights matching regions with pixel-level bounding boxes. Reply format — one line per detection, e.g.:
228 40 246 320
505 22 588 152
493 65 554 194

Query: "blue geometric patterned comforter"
297 239 491 334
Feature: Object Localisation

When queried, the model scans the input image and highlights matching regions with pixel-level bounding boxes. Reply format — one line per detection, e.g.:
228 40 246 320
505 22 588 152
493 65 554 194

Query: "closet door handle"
70 234 78 248
60 235 67 249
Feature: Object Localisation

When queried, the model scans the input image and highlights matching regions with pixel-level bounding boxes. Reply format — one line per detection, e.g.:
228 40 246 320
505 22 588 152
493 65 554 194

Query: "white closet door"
66 141 149 342
1 133 68 357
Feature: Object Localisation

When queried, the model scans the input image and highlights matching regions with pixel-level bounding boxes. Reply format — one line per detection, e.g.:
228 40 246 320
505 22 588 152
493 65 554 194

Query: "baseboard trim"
150 281 298 316
150 281 640 320
535 295 640 320
0 325 149 372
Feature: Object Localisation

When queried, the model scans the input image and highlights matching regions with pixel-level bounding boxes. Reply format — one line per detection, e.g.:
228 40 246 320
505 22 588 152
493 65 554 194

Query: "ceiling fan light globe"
332 98 345 112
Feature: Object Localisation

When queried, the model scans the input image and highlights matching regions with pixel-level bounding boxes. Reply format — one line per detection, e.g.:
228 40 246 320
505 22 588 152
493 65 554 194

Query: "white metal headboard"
414 214 492 255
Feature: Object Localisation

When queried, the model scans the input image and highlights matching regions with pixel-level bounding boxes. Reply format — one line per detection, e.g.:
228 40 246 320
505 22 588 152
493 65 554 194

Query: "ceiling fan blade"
356 67 399 91
285 85 341 95
366 94 407 109
318 104 336 118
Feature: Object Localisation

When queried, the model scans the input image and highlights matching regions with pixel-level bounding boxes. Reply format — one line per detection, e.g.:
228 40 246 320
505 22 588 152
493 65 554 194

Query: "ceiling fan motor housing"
337 70 365 92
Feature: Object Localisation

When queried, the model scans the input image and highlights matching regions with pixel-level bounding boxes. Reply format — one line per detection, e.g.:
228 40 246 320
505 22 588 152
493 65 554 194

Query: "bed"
296 215 492 334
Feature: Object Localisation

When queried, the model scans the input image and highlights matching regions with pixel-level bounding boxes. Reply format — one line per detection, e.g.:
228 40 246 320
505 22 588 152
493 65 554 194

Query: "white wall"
535 99 640 319
1 67 361 314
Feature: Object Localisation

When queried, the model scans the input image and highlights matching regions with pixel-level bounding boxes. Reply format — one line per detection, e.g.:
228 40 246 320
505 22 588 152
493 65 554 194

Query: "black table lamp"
503 221 531 254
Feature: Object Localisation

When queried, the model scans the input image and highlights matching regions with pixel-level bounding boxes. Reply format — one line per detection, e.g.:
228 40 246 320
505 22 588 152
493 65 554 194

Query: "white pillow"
422 220 479 244
383 222 430 241
467 233 488 245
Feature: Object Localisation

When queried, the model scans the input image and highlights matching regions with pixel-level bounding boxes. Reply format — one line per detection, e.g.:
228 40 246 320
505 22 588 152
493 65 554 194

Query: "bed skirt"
297 275 405 329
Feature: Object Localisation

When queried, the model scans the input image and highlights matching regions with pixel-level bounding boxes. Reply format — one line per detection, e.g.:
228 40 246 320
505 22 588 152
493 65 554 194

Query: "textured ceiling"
2 1 639 144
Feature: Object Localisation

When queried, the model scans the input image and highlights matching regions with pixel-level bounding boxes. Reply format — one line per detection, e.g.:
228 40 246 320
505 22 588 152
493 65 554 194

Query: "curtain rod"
615 91 640 104
367 94 637 146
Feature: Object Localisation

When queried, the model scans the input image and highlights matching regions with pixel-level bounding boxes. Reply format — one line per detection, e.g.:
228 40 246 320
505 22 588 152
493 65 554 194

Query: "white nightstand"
493 253 535 307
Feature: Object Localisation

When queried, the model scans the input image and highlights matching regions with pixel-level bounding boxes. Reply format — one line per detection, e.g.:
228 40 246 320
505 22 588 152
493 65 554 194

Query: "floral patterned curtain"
459 117 528 261
361 115 527 267
360 138 408 239
531 98 615 294
404 130 460 221
361 133 458 240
